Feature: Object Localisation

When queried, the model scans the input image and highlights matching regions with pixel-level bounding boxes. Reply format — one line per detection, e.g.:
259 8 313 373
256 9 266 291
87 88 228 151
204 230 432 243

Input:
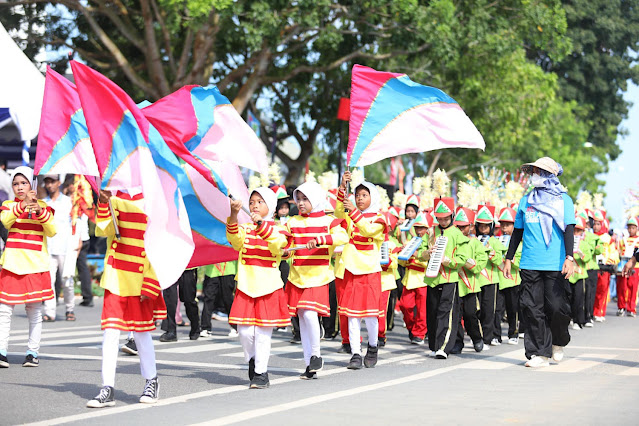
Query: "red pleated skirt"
101 289 167 332
285 282 330 317
229 289 291 327
338 270 381 318
0 269 54 305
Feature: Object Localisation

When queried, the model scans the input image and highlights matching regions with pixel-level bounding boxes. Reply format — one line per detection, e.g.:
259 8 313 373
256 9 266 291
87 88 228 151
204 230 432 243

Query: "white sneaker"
435 350 448 359
594 316 604 322
572 323 581 330
552 345 564 362
482 344 490 351
427 351 436 358
508 337 519 345
584 320 594 328
525 355 550 368
227 329 239 338
518 332 525 338
490 338 501 346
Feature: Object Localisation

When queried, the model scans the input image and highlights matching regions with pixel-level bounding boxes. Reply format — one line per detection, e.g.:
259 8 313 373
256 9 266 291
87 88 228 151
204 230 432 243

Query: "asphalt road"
3 299 639 425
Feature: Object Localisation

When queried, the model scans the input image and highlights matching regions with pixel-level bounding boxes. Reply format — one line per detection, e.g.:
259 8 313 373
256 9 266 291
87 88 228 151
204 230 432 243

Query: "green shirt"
499 243 521 290
584 231 602 271
459 237 488 297
477 235 506 287
203 260 238 278
425 225 470 287
570 237 593 284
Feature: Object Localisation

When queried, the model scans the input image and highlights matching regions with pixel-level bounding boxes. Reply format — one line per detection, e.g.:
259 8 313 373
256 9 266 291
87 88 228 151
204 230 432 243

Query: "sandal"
66 312 76 322
42 315 55 322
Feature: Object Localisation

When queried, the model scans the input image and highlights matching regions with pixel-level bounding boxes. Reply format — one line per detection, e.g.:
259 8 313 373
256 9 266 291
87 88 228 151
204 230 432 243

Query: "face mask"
531 173 545 188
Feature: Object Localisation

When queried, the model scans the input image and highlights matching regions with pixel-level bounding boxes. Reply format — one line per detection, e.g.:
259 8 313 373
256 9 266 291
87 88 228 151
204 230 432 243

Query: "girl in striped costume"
285 182 349 379
0 167 56 368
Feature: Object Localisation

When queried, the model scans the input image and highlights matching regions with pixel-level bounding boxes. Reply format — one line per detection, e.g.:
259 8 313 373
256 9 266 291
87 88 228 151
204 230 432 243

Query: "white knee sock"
0 303 14 355
102 328 120 387
348 317 362 355
237 325 256 363
133 331 156 380
299 309 320 365
363 316 379 348
254 326 273 374
25 303 42 355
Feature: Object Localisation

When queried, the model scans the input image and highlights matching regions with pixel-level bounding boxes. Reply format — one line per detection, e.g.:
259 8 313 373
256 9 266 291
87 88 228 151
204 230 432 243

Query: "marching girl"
285 182 348 379
0 166 56 368
395 194 419 244
397 213 432 345
496 207 522 344
474 205 506 347
336 171 387 369
226 188 290 389
452 207 487 354
87 189 166 408
567 216 592 329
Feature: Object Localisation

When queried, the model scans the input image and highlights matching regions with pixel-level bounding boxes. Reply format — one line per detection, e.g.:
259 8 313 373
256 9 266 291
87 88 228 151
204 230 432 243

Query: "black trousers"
321 281 338 338
456 292 482 345
585 270 598 322
427 282 459 354
566 278 586 326
200 274 236 331
519 269 571 359
387 288 398 331
163 269 200 335
479 283 497 344
77 241 92 302
495 286 520 339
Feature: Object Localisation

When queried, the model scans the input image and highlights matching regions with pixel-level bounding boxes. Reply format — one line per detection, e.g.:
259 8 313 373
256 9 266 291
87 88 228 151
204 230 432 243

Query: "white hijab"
293 182 326 213
10 166 34 197
356 181 380 214
252 187 277 220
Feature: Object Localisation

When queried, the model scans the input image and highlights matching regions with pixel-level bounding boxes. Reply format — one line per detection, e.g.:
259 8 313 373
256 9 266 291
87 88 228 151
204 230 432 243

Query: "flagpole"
97 179 120 240
228 193 262 226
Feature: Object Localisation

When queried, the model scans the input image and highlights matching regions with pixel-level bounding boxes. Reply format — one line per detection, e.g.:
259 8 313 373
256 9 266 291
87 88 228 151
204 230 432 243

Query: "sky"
603 82 639 229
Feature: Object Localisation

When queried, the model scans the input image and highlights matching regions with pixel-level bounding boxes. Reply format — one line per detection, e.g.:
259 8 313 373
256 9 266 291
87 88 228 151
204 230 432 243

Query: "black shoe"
347 353 363 370
159 332 177 342
79 300 94 307
473 340 484 353
308 355 323 373
189 330 200 340
450 342 464 354
617 308 626 317
249 372 270 389
248 358 255 381
408 331 414 341
410 336 425 345
0 354 9 368
139 377 159 403
87 386 115 408
121 338 138 355
378 337 386 348
337 343 352 354
289 334 301 344
22 354 39 367
364 345 378 368
299 366 318 380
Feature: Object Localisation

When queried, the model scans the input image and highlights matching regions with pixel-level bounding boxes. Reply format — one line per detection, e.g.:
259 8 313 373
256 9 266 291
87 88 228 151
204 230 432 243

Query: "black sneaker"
189 330 200 340
0 354 9 368
347 353 363 370
378 337 386 348
139 377 159 404
410 337 425 345
22 354 39 367
248 358 255 380
473 340 484 353
159 332 177 342
121 338 138 356
86 386 115 408
289 334 301 344
299 366 318 380
308 355 323 373
450 342 464 354
337 343 352 354
364 345 378 368
249 372 270 389
617 308 626 317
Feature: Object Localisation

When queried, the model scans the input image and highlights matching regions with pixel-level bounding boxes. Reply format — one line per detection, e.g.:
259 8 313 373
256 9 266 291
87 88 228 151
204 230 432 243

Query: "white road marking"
457 349 525 370
11 324 100 337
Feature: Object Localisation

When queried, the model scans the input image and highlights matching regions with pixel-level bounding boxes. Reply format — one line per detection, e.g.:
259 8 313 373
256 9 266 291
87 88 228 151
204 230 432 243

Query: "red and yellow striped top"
0 199 56 274
96 193 160 299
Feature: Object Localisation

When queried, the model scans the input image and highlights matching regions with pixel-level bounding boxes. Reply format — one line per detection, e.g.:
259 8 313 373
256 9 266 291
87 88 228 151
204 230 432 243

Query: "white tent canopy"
0 21 45 142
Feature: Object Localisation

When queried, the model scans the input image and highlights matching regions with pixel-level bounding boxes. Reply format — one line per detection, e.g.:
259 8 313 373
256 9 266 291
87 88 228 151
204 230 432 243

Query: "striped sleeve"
141 277 162 299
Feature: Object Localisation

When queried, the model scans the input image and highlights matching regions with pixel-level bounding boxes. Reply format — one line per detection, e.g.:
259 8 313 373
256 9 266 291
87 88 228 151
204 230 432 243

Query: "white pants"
0 303 42 355
237 325 273 374
348 317 379 355
298 309 321 365
102 329 156 387
43 254 75 318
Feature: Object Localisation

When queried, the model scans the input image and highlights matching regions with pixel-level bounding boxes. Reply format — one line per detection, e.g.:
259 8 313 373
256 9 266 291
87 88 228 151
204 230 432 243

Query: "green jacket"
570 237 592 284
584 231 602 271
499 243 522 290
459 237 488 297
477 235 506 287
425 225 470 287
203 260 238 278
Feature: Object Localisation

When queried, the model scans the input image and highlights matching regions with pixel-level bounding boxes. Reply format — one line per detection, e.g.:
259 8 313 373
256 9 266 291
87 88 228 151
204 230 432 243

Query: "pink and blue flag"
347 64 485 167
70 60 194 288
35 67 99 177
